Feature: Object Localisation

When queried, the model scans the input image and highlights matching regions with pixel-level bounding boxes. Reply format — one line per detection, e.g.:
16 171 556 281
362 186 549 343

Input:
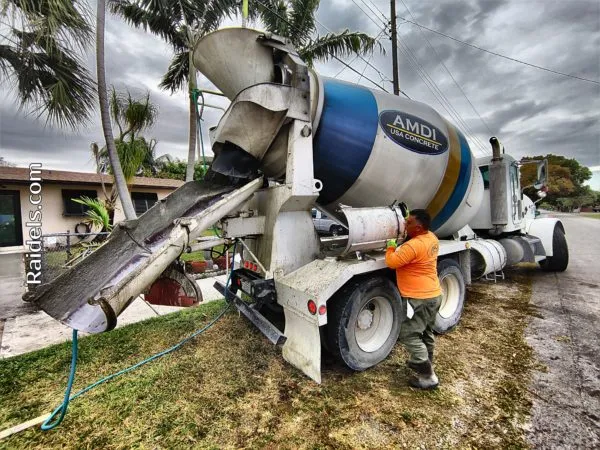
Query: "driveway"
0 252 37 321
526 213 600 448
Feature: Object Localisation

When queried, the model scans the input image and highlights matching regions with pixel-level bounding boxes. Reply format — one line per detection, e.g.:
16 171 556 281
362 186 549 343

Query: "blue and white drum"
312 78 483 237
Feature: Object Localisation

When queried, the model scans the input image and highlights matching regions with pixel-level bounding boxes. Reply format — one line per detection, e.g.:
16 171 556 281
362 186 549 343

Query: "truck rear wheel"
433 259 466 334
327 276 403 371
540 225 568 272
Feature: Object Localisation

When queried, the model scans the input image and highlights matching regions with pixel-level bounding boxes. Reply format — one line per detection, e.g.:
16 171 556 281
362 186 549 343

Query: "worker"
385 209 442 390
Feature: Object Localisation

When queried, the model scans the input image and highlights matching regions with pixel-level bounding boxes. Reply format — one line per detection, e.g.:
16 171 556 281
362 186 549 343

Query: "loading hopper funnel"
193 28 275 99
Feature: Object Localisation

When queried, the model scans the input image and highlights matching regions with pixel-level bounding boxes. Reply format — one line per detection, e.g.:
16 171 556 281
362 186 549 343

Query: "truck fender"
526 217 564 257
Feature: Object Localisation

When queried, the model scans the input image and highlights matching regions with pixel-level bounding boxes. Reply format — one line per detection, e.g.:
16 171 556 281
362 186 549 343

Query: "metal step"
213 281 286 346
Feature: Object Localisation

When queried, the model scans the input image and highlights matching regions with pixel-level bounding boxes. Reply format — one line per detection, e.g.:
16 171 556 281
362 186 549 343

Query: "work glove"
387 239 397 249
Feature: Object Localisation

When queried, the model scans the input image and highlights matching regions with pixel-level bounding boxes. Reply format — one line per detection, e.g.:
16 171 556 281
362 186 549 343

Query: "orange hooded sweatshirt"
385 231 442 299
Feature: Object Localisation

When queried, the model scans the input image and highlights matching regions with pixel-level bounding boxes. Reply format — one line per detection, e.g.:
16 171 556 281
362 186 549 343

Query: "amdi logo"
379 111 448 155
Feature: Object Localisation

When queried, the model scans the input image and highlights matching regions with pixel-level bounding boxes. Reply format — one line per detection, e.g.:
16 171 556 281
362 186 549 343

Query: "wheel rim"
355 296 394 352
439 274 460 319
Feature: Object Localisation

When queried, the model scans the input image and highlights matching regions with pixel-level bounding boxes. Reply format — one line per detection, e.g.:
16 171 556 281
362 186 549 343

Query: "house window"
62 189 97 216
131 192 158 215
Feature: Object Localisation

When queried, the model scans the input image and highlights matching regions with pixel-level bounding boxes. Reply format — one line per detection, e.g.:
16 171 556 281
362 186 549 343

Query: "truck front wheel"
433 259 466 334
540 225 569 272
327 277 404 371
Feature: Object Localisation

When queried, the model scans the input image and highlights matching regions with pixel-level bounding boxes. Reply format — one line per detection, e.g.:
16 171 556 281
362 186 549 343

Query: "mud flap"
145 263 202 307
282 308 322 383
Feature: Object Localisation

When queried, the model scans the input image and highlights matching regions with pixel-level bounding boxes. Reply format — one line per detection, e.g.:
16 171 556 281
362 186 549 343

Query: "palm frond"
288 0 319 47
123 90 158 138
159 50 189 93
197 0 240 33
299 30 383 67
115 138 150 181
7 0 93 51
254 0 290 36
72 196 112 231
109 0 185 50
1 30 95 128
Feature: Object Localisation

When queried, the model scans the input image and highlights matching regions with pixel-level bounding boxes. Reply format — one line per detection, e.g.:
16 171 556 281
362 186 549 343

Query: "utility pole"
390 0 400 96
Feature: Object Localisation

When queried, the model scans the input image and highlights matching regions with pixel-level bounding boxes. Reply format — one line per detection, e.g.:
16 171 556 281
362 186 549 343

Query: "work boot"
406 352 433 371
406 360 418 371
408 361 439 390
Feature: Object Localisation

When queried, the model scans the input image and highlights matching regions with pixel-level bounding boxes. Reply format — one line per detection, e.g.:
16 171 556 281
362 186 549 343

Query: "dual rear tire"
327 260 467 372
433 259 466 334
327 277 404 371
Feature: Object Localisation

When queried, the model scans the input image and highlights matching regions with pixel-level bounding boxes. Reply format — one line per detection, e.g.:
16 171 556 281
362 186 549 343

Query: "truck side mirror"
534 160 548 190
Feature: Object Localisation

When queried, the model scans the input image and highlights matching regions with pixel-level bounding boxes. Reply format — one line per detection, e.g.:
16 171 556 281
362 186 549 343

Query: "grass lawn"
180 229 226 262
581 213 600 219
0 273 536 449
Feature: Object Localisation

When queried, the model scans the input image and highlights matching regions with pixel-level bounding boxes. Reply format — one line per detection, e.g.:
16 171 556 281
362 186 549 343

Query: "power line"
346 1 491 152
361 6 489 153
356 0 388 28
399 0 494 138
397 16 600 85
350 0 386 30
332 28 386 78
314 17 411 99
396 38 488 154
312 16 395 88
362 0 389 25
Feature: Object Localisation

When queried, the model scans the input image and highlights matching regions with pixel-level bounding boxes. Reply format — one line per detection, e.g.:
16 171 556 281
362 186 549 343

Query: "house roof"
0 166 184 189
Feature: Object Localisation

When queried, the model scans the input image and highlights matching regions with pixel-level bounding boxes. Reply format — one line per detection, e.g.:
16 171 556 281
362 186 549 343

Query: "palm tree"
255 0 381 68
109 88 158 142
96 0 137 220
94 88 166 179
110 0 239 181
0 0 96 127
72 196 113 232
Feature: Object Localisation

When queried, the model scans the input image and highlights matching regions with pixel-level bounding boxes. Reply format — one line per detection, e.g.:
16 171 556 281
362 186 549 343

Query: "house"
0 166 184 284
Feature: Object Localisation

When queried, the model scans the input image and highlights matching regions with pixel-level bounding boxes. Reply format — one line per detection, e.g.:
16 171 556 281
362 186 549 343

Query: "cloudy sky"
1 0 599 188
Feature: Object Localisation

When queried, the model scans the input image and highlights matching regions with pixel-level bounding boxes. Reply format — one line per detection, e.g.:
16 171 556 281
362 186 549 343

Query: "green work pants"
398 295 442 364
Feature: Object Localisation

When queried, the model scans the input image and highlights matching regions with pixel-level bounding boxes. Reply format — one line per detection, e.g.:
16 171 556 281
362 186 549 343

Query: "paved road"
526 214 600 448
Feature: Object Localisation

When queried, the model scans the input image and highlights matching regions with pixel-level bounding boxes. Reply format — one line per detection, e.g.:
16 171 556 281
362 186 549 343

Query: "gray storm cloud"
1 0 598 171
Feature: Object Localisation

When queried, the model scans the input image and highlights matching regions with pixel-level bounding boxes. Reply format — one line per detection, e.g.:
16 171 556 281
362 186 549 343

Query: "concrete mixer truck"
25 28 568 383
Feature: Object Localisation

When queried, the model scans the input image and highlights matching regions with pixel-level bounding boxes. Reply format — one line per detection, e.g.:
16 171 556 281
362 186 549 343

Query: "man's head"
406 209 431 238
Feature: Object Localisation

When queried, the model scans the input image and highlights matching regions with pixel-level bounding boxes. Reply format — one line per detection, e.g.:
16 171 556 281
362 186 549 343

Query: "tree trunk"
186 93 197 182
96 0 137 220
186 47 198 182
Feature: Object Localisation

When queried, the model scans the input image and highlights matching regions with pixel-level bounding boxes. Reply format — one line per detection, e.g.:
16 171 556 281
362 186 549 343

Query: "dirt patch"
0 274 536 449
